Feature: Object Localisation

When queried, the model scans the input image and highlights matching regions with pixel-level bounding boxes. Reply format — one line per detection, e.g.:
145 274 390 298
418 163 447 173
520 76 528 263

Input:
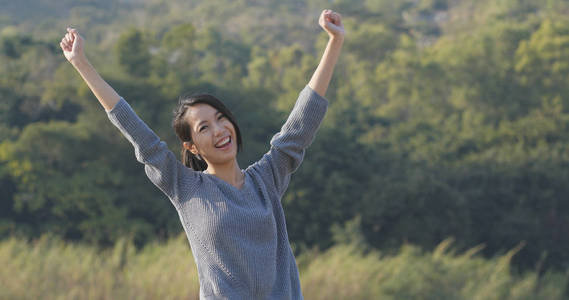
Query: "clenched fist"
319 9 345 39
59 27 86 65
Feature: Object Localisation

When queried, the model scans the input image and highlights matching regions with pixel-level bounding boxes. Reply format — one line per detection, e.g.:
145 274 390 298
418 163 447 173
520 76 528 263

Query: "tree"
116 29 151 78
515 18 569 113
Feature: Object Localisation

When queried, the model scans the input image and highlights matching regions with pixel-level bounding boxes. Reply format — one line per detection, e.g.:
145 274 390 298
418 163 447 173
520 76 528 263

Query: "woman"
60 9 344 299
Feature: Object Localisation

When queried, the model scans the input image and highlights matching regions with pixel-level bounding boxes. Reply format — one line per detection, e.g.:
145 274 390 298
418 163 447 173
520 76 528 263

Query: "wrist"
70 55 89 69
329 35 344 43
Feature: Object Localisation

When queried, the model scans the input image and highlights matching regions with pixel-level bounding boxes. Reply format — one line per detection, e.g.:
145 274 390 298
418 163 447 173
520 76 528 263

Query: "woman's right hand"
60 27 86 65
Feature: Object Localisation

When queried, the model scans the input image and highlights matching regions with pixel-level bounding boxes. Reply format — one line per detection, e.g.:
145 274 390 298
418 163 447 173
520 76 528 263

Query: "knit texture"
106 85 328 299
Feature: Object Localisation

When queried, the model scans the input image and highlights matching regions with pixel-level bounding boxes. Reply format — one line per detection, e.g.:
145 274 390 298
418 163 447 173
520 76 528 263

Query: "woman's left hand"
319 9 345 40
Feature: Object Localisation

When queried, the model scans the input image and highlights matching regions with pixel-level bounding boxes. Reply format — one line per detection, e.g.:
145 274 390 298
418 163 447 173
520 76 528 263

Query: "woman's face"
184 103 238 166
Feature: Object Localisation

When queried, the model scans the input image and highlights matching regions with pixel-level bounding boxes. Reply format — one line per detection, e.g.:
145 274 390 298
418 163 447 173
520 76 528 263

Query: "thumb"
323 19 337 31
67 28 80 43
67 27 78 35
69 30 82 52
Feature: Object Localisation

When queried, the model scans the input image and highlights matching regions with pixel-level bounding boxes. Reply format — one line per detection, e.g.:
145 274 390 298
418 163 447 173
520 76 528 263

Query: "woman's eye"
218 115 225 120
199 126 208 132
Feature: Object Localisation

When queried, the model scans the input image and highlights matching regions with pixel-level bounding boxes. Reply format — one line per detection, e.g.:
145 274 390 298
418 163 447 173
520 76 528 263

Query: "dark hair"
172 93 242 171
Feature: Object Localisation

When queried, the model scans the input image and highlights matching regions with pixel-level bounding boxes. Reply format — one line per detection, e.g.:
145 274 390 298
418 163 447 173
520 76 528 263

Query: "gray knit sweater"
106 85 328 299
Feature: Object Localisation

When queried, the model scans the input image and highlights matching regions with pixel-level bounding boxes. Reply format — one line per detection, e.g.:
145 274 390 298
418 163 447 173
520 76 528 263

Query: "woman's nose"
212 122 225 137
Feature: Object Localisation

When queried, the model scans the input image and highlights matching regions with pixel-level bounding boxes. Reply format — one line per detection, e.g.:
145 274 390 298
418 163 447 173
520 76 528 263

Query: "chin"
209 152 237 166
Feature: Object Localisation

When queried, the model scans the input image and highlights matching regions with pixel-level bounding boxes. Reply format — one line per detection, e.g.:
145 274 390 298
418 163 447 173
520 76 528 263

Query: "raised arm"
308 9 345 97
249 10 344 196
60 28 120 112
59 28 200 204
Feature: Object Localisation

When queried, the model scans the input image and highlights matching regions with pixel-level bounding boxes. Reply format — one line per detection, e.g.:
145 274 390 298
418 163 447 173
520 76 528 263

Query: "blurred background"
1 0 569 299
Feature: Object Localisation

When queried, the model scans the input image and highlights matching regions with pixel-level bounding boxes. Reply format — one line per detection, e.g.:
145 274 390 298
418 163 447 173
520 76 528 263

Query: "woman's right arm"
60 28 120 112
60 28 200 204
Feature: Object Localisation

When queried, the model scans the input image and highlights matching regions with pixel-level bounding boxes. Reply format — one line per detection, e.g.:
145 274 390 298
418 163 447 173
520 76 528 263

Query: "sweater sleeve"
249 85 329 197
106 98 200 206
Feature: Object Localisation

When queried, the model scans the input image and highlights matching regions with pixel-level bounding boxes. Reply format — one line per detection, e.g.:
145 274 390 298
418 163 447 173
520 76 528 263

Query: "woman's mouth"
215 136 231 149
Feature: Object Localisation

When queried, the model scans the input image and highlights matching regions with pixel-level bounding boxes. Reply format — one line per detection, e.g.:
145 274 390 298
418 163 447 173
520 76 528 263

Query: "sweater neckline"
203 169 247 191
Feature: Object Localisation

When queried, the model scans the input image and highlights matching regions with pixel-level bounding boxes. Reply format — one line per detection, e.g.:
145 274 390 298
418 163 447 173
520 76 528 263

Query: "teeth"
216 137 230 147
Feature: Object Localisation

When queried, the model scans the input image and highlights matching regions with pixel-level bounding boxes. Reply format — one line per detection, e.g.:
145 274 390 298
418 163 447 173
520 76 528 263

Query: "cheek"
225 121 236 134
191 132 209 150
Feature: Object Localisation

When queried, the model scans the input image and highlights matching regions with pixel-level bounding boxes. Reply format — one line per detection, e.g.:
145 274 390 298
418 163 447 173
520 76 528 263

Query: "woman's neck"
205 159 244 189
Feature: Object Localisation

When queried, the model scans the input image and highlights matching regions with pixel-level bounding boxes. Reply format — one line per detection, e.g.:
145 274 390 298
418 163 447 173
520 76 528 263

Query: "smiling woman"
60 8 344 300
172 93 243 173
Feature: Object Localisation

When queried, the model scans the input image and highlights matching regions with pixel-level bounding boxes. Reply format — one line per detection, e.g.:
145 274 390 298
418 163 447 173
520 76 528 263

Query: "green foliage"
116 29 152 78
157 23 196 72
515 18 569 111
2 0 569 276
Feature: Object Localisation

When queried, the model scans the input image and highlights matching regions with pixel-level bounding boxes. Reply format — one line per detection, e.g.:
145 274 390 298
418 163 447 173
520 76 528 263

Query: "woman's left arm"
308 9 345 97
248 10 344 196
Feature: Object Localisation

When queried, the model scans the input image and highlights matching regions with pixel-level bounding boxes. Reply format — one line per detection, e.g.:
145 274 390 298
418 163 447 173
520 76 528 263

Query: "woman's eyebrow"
196 119 208 128
196 111 221 128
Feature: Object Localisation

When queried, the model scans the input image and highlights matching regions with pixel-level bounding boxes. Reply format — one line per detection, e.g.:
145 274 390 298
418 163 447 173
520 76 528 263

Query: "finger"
71 37 78 51
325 15 335 25
329 12 339 22
68 28 79 39
60 41 70 52
63 37 72 48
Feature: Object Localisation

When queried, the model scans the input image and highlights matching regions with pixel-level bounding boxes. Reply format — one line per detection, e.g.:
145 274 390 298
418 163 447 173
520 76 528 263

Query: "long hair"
172 93 242 171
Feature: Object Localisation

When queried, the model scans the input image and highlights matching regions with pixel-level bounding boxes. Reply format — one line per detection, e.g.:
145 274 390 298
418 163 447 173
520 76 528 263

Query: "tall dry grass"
0 234 199 300
1 235 567 299
300 239 569 300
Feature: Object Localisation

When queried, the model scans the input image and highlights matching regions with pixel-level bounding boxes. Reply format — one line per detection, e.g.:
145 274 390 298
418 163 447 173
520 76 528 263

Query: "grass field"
1 235 567 300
